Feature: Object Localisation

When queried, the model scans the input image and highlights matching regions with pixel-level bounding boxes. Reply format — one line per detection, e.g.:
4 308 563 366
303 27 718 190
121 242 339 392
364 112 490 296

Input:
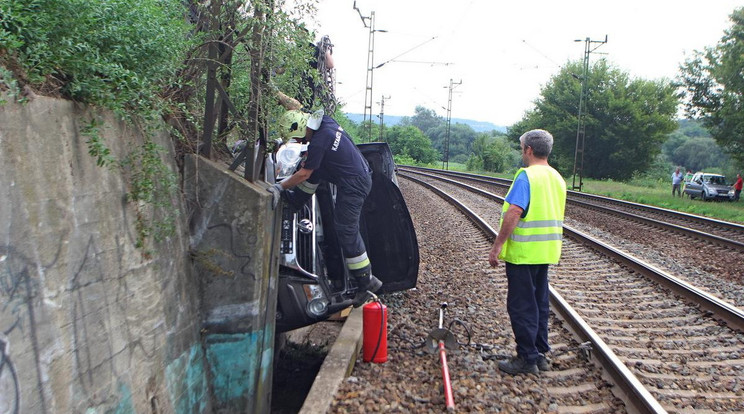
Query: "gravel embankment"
330 179 624 413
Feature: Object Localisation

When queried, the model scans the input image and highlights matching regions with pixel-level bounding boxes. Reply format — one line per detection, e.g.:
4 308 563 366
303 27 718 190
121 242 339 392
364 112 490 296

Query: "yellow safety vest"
499 165 567 264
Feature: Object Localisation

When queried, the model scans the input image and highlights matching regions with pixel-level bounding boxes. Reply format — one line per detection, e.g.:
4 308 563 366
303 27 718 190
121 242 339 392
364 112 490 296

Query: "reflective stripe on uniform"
515 219 563 229
511 219 563 242
510 233 563 242
345 252 370 270
298 181 319 194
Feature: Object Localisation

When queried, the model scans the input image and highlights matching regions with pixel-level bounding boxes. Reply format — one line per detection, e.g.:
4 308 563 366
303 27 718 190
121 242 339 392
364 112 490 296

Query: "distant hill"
344 113 507 133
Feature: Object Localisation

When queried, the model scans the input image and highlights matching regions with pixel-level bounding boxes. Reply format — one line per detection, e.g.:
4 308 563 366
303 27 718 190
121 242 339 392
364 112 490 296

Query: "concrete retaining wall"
0 96 206 413
184 155 280 414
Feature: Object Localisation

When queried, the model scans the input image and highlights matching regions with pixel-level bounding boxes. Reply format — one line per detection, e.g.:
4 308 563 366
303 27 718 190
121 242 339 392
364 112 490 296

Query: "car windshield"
706 175 726 185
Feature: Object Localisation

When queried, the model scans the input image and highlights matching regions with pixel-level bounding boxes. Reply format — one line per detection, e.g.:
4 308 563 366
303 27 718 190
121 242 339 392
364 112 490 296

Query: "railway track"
331 173 744 413
400 167 744 309
399 166 744 250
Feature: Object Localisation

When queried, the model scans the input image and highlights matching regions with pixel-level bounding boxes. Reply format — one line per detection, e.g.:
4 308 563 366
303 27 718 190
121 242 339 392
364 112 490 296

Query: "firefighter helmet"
278 110 310 140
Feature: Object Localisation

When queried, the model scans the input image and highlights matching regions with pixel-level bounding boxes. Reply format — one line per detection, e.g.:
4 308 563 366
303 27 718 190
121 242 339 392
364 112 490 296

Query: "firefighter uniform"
277 111 379 304
302 115 373 278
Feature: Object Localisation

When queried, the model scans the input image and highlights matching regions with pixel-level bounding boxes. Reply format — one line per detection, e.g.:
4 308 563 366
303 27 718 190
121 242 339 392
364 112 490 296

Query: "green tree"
511 60 678 180
672 137 730 172
427 122 477 162
661 119 732 172
484 135 520 173
468 132 519 173
400 106 444 135
356 119 380 144
386 125 440 164
679 7 744 168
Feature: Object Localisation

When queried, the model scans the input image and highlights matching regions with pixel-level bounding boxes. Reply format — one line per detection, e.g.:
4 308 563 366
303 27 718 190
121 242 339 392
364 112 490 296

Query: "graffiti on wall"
0 232 178 413
0 245 47 414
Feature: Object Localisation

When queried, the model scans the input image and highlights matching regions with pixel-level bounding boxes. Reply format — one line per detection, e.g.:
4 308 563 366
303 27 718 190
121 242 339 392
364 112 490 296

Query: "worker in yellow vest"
488 129 567 375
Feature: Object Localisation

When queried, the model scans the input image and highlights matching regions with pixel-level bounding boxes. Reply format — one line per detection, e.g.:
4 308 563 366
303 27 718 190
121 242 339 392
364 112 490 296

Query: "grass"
580 178 744 224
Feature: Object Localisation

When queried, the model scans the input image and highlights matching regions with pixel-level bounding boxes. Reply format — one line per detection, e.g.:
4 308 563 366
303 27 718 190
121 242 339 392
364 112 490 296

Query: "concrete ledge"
299 307 363 414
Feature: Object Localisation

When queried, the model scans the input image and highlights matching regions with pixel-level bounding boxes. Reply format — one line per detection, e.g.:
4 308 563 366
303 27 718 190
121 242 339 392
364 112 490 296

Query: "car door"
357 143 419 292
687 173 703 198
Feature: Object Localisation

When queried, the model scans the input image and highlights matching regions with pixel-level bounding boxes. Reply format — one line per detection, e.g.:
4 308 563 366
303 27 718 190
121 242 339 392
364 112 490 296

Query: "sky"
304 0 742 127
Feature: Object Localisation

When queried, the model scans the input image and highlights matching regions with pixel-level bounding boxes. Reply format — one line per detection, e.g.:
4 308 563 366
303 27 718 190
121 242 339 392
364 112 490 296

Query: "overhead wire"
521 39 564 69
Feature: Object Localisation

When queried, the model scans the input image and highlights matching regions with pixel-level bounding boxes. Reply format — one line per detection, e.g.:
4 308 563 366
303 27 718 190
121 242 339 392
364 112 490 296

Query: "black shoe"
498 356 539 375
537 353 551 371
352 275 382 308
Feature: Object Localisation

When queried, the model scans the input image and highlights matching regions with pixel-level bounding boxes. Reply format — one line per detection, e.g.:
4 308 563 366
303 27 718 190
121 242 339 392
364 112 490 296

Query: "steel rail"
568 197 744 250
400 173 668 414
400 167 744 251
400 171 744 330
399 165 744 232
568 190 744 232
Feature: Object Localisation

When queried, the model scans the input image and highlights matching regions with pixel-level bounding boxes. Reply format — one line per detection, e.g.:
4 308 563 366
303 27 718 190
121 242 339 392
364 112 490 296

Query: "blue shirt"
505 171 530 217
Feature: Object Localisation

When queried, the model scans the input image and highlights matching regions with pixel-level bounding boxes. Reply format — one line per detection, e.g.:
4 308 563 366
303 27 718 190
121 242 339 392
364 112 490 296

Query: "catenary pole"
571 35 607 191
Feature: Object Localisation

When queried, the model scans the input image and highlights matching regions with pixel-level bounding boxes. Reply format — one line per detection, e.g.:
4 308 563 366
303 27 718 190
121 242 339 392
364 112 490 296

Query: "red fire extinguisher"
362 300 387 363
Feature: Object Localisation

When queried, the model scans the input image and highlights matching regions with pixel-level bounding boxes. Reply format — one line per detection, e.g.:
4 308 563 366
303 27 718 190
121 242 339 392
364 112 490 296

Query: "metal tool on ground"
425 302 456 411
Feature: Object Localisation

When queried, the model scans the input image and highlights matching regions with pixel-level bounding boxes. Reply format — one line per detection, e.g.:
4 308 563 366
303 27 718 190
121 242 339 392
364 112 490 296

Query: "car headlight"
307 298 329 316
303 284 328 317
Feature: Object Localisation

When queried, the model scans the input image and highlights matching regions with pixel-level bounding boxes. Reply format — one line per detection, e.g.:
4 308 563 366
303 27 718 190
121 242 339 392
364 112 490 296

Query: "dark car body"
684 172 734 201
272 142 419 332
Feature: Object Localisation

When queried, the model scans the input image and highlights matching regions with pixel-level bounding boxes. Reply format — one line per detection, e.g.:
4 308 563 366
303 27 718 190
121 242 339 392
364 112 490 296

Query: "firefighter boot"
352 270 382 308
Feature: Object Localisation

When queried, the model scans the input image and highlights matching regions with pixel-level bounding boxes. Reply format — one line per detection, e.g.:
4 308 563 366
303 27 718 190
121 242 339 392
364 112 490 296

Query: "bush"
0 0 192 115
466 155 483 171
450 154 469 164
1 0 193 253
394 154 416 166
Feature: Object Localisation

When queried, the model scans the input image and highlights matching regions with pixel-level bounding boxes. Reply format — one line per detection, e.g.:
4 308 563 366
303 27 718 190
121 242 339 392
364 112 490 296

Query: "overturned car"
268 141 419 332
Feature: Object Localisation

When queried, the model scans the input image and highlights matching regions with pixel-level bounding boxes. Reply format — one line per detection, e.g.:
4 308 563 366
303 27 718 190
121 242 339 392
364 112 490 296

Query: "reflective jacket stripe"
510 233 563 242
515 219 563 229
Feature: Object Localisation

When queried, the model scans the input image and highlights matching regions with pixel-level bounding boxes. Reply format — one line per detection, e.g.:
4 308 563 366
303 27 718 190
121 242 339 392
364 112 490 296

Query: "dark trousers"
672 183 681 197
334 172 372 262
505 262 550 363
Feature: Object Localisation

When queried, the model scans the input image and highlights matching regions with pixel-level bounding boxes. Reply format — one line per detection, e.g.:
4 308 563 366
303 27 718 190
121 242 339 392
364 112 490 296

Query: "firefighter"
269 109 381 306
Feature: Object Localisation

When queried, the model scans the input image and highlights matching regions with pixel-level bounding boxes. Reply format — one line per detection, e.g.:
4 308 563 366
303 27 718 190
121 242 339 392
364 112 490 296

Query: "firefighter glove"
267 183 283 209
